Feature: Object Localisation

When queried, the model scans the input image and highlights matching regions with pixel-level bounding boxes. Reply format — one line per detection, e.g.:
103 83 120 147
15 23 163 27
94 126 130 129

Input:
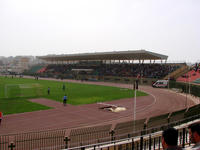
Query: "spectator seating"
69 124 112 148
41 63 182 79
113 119 146 140
164 64 189 80
27 65 45 74
176 70 200 83
37 67 47 73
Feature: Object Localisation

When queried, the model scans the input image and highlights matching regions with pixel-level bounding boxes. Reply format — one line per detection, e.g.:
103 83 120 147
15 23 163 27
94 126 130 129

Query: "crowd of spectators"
41 63 181 79
97 63 179 78
194 63 200 72
176 62 200 83
162 122 200 150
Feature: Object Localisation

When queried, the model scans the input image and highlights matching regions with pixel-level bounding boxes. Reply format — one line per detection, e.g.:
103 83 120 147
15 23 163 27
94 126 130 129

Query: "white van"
152 80 168 88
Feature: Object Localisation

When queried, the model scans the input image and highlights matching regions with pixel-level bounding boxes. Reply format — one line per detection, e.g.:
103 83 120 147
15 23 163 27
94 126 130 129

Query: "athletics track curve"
0 78 196 135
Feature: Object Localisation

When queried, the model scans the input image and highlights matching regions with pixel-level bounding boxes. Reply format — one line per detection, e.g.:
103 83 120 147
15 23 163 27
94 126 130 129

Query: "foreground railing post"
64 136 70 149
81 146 85 150
80 143 85 150
8 142 15 150
136 142 139 150
179 131 182 145
158 136 161 150
144 139 146 150
182 128 186 148
110 130 115 141
132 138 134 150
140 136 143 150
149 135 152 150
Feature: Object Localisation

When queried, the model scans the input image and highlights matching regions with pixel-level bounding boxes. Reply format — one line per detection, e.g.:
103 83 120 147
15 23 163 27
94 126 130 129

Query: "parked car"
152 80 168 88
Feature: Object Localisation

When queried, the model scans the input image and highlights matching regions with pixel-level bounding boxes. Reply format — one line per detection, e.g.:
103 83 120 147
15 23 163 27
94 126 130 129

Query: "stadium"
0 50 200 150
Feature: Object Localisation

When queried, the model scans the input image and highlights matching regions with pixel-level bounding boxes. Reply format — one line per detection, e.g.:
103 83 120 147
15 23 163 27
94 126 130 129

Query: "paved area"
0 78 196 135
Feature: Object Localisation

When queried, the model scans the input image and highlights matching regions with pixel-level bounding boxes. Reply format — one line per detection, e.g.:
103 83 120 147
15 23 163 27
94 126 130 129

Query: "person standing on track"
63 94 67 106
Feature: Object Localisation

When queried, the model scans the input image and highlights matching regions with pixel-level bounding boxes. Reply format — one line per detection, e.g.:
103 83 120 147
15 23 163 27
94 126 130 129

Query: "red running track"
0 78 195 135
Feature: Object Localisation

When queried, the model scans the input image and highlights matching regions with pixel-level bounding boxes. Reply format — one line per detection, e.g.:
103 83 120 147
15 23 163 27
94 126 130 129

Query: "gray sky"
0 0 199 62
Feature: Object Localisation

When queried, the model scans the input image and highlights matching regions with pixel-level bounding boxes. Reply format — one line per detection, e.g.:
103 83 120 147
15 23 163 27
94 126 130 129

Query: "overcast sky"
0 0 199 62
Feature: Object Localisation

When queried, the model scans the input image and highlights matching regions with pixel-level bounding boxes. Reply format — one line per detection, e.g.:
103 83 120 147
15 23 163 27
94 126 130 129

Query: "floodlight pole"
185 84 188 108
168 65 170 90
133 81 137 132
189 65 191 95
134 86 136 120
134 82 136 121
186 65 191 108
185 65 190 108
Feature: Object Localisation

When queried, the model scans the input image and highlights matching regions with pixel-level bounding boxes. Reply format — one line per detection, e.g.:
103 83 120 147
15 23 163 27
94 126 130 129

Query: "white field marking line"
135 89 157 113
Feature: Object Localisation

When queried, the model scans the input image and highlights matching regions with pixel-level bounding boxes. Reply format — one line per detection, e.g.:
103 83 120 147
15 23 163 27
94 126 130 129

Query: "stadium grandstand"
35 50 186 85
1 50 200 150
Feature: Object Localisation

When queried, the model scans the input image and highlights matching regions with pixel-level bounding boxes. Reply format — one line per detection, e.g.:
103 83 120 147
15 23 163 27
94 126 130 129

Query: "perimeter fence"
1 108 200 150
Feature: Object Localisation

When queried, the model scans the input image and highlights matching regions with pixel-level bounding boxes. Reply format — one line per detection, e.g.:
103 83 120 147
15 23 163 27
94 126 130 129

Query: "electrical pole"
133 81 137 133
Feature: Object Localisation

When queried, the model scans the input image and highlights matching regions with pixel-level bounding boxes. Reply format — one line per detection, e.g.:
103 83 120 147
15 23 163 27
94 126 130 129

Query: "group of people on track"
47 83 68 106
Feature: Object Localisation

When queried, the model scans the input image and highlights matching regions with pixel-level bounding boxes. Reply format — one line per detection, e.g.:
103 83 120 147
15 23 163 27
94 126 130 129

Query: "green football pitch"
0 76 148 115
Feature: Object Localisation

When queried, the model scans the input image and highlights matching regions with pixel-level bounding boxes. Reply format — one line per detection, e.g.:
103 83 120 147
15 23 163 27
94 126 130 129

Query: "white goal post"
4 83 43 98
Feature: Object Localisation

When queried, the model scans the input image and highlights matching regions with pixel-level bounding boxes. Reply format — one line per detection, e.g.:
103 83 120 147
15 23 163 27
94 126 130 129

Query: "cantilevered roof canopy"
38 50 168 62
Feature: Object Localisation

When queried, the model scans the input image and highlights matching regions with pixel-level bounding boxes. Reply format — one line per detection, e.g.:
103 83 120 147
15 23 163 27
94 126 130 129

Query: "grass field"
0 76 148 115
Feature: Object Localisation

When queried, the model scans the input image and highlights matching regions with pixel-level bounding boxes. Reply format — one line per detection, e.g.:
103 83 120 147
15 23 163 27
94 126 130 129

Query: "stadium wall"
70 75 157 86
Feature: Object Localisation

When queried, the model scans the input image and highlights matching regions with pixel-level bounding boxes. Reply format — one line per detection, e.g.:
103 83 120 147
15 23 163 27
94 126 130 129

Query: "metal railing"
1 113 199 150
0 128 66 150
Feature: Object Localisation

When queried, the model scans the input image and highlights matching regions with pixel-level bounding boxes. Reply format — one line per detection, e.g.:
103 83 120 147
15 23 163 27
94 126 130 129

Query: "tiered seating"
27 65 45 74
176 70 200 83
164 64 189 80
146 113 169 133
114 119 146 140
14 129 66 150
37 67 46 73
69 124 112 148
42 63 181 79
